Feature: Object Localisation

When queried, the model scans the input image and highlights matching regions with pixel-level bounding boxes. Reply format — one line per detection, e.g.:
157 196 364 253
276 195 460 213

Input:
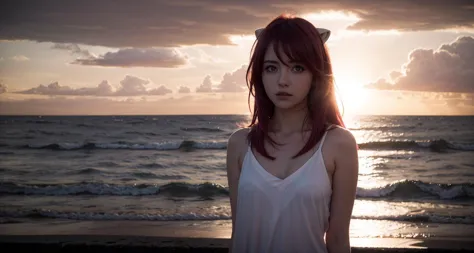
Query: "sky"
0 0 473 116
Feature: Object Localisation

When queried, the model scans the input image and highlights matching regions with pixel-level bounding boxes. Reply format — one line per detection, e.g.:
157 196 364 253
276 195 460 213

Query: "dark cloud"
366 36 474 93
15 75 173 96
178 86 191 93
73 48 189 68
1 0 472 48
52 43 94 58
52 44 188 68
0 83 7 94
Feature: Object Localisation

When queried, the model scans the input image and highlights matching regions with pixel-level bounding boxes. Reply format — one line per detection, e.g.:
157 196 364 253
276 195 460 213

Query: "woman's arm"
226 128 247 252
326 128 359 253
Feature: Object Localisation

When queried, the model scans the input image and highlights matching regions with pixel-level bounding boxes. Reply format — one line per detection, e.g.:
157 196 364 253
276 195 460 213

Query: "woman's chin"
272 100 298 110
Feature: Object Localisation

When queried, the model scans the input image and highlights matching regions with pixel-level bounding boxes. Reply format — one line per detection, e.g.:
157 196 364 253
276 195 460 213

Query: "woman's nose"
278 69 289 87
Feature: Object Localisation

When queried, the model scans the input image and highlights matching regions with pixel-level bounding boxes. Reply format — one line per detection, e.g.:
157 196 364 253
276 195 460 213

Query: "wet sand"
1 219 473 252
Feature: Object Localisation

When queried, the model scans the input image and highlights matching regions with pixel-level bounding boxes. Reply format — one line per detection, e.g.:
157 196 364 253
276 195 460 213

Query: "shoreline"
2 234 474 253
1 219 474 252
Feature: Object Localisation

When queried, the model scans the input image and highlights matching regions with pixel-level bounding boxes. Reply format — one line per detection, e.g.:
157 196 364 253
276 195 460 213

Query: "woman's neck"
269 105 310 134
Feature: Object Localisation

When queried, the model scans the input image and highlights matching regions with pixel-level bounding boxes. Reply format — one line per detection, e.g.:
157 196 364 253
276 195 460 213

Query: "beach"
1 218 474 252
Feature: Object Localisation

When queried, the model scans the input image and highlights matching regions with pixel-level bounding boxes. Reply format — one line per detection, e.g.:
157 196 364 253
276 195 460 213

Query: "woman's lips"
276 92 292 99
276 92 292 96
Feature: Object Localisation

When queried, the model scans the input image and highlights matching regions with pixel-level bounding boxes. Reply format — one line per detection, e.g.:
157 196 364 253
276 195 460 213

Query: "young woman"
226 14 359 253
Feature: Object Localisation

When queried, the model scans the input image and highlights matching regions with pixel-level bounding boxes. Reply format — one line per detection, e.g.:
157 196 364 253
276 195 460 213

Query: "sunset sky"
0 0 473 116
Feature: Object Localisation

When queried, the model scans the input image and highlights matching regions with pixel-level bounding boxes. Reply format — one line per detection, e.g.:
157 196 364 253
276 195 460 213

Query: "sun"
334 76 369 116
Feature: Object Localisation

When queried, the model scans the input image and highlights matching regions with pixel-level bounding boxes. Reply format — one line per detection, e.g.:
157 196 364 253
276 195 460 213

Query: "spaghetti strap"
318 129 330 152
318 123 341 151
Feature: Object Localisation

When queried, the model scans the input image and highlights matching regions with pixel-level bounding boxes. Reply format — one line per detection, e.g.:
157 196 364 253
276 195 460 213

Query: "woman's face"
262 44 313 110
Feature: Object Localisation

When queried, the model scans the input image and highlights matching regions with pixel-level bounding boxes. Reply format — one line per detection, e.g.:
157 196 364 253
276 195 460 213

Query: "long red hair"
246 14 345 160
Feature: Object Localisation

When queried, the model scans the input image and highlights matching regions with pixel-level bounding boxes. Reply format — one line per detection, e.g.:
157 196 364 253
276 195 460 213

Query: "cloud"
366 36 474 93
148 85 172 95
178 86 191 93
193 49 227 64
73 48 189 68
196 75 214 93
16 82 75 96
11 55 29 61
52 43 94 58
2 1 473 48
114 76 150 96
0 93 250 115
419 92 474 108
2 90 472 116
0 83 7 94
52 44 188 68
195 65 248 93
216 65 247 92
16 80 114 96
15 75 173 96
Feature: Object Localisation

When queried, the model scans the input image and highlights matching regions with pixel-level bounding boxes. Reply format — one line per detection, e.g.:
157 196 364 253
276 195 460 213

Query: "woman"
226 14 359 253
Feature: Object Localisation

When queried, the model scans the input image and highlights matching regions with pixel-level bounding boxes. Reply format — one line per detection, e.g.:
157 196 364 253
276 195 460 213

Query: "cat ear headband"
254 27 331 43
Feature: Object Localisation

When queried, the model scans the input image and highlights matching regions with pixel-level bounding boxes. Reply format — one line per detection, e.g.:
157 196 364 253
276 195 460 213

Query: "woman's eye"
293 65 305 72
265 66 277 72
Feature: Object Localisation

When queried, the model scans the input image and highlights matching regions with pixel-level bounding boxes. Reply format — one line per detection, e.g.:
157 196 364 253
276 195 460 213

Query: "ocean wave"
0 182 228 197
76 123 94 128
0 209 472 224
75 168 103 174
0 209 231 221
20 138 474 152
352 214 474 224
23 140 227 151
131 172 189 180
27 130 55 135
357 180 474 200
136 162 167 169
180 127 224 133
359 139 474 152
25 120 55 124
350 125 416 131
124 131 159 136
1 180 472 200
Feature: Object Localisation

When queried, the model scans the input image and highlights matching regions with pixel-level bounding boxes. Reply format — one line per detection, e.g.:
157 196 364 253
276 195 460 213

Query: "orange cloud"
366 36 474 93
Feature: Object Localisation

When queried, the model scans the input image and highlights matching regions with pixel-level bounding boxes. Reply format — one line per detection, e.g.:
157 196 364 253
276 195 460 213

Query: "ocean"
0 115 473 239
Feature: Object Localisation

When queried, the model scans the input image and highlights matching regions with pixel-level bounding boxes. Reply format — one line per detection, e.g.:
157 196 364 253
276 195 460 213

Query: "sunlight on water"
358 150 391 188
352 200 411 219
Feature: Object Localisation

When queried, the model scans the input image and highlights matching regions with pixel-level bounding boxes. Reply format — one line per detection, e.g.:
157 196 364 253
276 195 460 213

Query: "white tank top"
231 128 332 253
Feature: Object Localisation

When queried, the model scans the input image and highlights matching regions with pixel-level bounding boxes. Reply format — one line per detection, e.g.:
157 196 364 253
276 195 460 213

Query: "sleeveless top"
231 127 333 253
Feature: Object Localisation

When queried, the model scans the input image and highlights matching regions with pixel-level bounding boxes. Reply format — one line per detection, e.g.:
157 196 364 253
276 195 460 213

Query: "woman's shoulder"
228 127 251 148
227 128 251 168
326 125 357 150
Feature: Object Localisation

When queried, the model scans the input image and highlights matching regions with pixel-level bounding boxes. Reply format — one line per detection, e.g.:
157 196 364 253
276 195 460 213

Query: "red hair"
246 14 345 160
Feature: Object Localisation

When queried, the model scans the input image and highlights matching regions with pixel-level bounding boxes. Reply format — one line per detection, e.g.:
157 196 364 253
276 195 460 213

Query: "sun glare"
334 76 369 116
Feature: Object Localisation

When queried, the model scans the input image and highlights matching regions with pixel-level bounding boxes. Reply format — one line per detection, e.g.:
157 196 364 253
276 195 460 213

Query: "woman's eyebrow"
263 60 280 64
263 59 302 64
